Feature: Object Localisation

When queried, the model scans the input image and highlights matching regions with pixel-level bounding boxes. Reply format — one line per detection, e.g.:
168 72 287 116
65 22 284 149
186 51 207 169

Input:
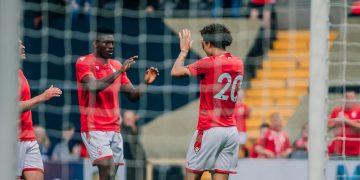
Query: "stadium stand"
246 30 338 141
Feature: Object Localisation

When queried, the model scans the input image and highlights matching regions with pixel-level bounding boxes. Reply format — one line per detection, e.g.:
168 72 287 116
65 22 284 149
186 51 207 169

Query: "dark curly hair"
95 28 114 41
200 24 232 49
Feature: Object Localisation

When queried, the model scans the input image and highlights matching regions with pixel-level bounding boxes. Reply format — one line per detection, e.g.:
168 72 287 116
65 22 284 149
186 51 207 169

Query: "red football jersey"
188 52 244 130
76 54 131 132
328 106 360 156
351 1 360 15
234 102 250 132
251 0 275 5
258 129 291 158
19 69 36 141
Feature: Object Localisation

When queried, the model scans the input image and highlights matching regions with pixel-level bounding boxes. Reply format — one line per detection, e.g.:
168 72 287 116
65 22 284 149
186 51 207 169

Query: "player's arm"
327 110 338 128
81 56 138 92
20 85 62 112
328 111 360 129
254 135 275 158
121 67 159 102
171 29 192 77
280 148 292 158
280 137 292 158
343 118 360 129
254 145 275 158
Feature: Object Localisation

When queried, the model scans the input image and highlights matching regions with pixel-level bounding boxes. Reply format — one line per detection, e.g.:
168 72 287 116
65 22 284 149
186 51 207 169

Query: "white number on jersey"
214 73 243 102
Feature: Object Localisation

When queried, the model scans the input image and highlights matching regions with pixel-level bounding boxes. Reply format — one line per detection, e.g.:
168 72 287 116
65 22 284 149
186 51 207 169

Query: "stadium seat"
251 79 286 89
276 30 311 41
276 98 300 106
251 109 294 119
243 30 338 141
244 99 275 106
256 70 309 79
286 78 308 88
273 41 308 51
299 60 310 68
246 88 307 98
262 60 298 69
246 119 290 131
267 51 310 59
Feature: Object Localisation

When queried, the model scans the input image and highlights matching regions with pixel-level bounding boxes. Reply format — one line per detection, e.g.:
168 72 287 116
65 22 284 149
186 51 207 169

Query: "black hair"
62 122 75 131
200 23 232 49
95 28 114 41
260 123 270 129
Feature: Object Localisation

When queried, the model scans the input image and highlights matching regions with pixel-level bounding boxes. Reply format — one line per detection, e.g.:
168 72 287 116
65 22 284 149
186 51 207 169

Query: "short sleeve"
187 57 211 76
330 108 338 119
328 108 339 126
284 134 291 150
112 60 131 85
76 57 93 82
120 72 131 85
258 130 268 147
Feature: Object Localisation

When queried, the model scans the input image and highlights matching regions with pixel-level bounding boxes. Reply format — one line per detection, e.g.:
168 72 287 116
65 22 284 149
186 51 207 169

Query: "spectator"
248 0 277 49
122 110 146 180
23 0 42 29
234 90 251 147
51 123 80 162
328 91 360 158
34 125 51 161
290 123 308 159
80 143 89 158
146 0 160 13
249 123 269 158
254 112 292 158
351 0 360 16
212 0 243 17
66 0 91 25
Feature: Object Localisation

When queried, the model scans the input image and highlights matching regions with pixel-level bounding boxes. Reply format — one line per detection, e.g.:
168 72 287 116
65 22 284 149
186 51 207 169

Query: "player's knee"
22 171 44 180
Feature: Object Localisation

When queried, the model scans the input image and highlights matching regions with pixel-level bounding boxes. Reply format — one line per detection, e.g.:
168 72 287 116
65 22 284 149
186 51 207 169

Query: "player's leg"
110 132 125 179
22 141 44 180
214 127 240 180
18 141 26 179
213 173 229 180
22 171 44 180
81 131 114 180
185 171 203 180
96 158 113 180
186 129 223 180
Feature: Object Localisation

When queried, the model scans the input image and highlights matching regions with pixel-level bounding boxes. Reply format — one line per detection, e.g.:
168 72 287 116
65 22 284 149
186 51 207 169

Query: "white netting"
18 0 360 179
21 1 259 179
326 0 360 163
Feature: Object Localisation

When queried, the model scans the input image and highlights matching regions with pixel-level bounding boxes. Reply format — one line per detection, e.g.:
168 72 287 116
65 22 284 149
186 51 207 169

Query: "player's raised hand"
121 55 138 72
144 67 159 85
41 85 62 101
178 28 193 53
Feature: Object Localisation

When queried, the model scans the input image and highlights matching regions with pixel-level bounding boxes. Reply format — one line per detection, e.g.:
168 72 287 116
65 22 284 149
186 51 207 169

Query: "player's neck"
94 52 109 63
212 48 227 56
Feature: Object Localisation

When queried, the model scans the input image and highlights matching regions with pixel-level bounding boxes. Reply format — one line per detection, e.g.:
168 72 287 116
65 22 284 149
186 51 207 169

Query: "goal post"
0 0 21 178
309 0 330 179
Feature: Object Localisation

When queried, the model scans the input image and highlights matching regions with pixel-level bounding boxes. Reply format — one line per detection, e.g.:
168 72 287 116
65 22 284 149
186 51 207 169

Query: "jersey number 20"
214 73 243 102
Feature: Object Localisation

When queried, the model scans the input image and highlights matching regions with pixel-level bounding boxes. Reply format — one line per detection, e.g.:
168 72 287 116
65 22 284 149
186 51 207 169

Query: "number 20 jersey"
188 52 244 131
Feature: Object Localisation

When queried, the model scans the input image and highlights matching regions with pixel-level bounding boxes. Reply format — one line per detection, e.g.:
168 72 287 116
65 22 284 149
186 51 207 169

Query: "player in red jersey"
18 40 62 180
254 112 292 158
171 24 244 180
328 91 360 157
233 90 251 145
75 29 159 180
